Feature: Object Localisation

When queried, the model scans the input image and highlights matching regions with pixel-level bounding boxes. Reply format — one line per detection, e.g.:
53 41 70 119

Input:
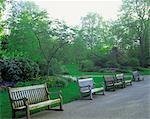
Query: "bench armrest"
47 91 62 98
48 91 62 95
100 82 105 87
124 75 133 80
93 82 96 85
80 85 91 89
93 81 105 87
80 85 92 91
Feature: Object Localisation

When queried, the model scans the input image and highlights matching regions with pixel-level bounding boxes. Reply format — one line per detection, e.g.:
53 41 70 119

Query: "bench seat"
92 87 104 93
15 99 61 110
81 87 104 93
114 82 123 86
125 80 132 86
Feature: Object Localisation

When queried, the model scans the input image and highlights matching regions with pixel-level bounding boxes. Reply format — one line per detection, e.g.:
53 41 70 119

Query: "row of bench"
8 71 144 119
77 71 144 99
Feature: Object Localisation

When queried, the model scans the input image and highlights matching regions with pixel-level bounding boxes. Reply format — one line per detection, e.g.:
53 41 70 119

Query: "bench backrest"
116 73 124 80
103 76 115 84
78 78 94 92
8 84 49 109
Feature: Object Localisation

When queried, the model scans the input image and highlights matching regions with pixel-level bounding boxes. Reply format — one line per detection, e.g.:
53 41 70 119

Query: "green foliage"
39 59 66 75
80 60 95 72
105 60 120 68
16 76 68 88
126 58 140 67
1 58 39 82
1 0 149 77
50 59 65 75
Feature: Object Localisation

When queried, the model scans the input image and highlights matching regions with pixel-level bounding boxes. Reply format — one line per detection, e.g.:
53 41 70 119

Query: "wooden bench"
115 74 125 88
124 75 132 86
132 71 144 81
103 76 115 91
8 84 63 119
77 77 105 100
115 74 132 87
104 75 124 91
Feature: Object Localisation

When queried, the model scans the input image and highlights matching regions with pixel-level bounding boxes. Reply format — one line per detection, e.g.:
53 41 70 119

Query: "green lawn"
0 77 103 119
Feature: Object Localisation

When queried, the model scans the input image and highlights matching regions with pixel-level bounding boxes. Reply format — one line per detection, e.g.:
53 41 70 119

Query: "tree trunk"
47 63 50 77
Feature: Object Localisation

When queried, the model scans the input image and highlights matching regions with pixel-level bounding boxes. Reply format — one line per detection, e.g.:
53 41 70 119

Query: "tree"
4 1 76 76
117 0 150 67
0 0 4 34
81 13 103 49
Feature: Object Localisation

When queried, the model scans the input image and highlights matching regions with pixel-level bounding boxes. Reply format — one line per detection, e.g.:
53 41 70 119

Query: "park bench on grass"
132 71 144 81
8 84 63 119
115 74 132 87
77 77 105 100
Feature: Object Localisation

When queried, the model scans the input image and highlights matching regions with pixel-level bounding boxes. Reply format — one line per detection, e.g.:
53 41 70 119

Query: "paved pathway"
22 76 150 119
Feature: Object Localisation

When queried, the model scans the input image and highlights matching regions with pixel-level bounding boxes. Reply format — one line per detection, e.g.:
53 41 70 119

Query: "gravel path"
22 76 150 119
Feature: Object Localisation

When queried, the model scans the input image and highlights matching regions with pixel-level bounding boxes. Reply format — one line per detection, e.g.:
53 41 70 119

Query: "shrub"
50 59 64 75
92 55 108 68
39 59 65 75
0 60 4 82
115 69 130 73
1 58 40 82
126 58 140 67
16 76 68 88
80 60 95 72
105 60 120 68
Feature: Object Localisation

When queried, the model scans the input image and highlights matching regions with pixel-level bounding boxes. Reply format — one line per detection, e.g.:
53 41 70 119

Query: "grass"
0 77 102 119
0 64 149 119
0 82 79 119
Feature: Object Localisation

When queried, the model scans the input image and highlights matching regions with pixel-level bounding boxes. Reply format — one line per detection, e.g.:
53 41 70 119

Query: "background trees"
0 0 149 81
113 0 150 67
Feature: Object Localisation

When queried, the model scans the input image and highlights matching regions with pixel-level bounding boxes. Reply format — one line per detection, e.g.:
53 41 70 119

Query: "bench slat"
9 84 46 92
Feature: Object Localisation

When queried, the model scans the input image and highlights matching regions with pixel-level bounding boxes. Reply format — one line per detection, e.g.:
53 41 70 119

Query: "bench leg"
12 110 16 119
48 105 51 110
59 95 63 111
124 83 126 88
80 93 83 99
26 107 30 119
113 85 115 91
60 102 63 111
105 86 108 91
90 91 93 100
102 90 105 95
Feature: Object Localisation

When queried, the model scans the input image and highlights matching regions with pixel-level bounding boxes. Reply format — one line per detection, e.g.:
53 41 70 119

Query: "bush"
1 58 40 82
50 59 65 75
92 55 108 68
105 60 120 68
126 58 140 67
115 69 130 73
39 59 65 75
16 76 68 88
80 60 95 72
